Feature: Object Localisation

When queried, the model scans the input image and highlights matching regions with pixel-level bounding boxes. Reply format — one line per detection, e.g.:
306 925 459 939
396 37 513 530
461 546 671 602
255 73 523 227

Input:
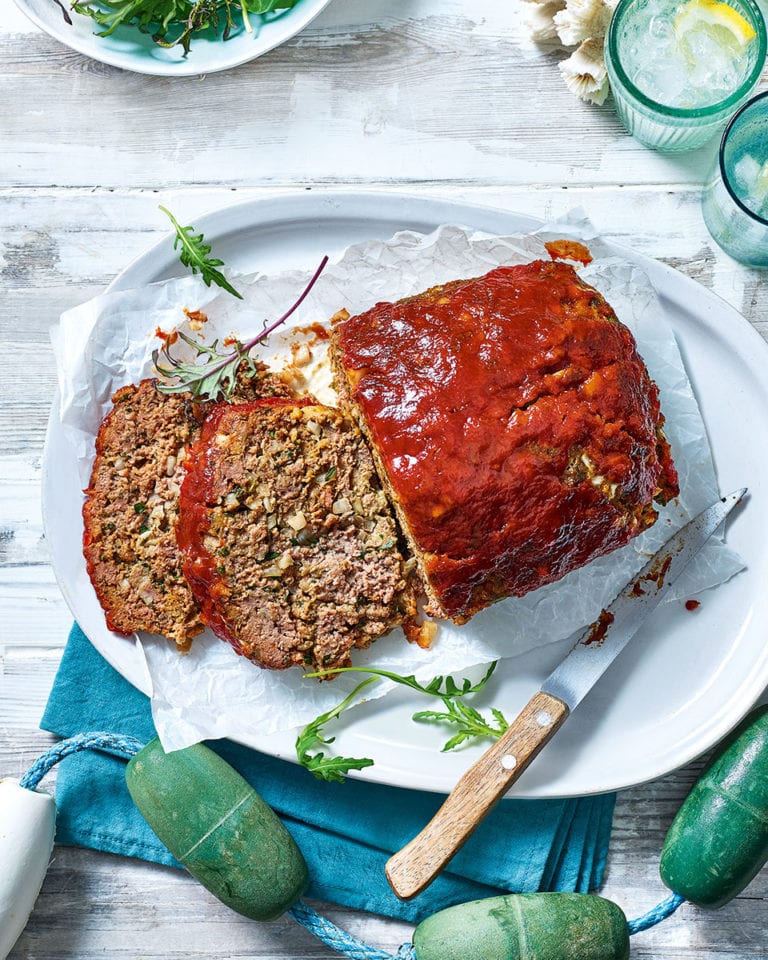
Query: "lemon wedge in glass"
674 0 757 51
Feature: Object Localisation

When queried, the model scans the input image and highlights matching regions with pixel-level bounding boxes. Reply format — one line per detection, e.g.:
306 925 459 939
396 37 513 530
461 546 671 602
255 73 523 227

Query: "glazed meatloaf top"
330 259 679 622
83 368 293 648
177 399 418 672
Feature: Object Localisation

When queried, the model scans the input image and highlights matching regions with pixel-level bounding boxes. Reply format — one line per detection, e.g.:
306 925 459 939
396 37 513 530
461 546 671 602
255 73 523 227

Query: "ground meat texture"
178 401 418 672
330 259 680 623
83 368 293 648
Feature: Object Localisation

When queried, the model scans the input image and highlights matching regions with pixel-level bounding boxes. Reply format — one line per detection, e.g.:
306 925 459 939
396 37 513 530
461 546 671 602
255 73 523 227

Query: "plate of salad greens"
14 0 332 75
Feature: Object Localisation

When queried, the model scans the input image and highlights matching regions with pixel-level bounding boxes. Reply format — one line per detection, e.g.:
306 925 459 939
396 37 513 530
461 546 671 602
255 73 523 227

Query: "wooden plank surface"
2 0 768 956
0 0 726 189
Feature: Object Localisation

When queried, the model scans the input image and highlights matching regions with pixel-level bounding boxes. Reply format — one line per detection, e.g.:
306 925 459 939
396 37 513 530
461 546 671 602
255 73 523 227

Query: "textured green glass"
605 0 766 152
702 91 768 265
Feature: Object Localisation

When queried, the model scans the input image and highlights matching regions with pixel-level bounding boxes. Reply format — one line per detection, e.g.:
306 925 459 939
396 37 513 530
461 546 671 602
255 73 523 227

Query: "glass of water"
605 0 766 152
702 92 768 266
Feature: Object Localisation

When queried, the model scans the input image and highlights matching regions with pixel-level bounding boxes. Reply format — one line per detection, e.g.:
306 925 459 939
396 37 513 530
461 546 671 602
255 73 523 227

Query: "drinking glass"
605 0 766 152
702 92 768 266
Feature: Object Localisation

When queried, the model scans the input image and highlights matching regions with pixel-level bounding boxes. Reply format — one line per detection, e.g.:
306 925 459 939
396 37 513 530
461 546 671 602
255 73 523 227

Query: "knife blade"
385 489 746 900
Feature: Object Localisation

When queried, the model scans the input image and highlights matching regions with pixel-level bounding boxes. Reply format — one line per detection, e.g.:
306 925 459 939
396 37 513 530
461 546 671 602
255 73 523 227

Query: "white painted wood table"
2 1 768 956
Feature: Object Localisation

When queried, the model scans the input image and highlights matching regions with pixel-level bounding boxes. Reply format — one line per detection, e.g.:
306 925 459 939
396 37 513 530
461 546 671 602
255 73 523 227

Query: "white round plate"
43 191 768 798
14 0 332 77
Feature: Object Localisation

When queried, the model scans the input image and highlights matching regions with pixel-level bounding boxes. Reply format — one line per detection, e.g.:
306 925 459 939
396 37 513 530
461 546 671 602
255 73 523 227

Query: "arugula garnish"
152 212 328 401
295 677 378 783
305 661 498 699
295 662 509 781
413 700 509 752
160 205 243 300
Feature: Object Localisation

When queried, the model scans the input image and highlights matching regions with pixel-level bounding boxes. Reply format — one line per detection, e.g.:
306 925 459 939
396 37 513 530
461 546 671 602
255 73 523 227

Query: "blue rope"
18 733 413 959
16 733 687 959
628 891 686 934
19 732 145 790
289 901 415 960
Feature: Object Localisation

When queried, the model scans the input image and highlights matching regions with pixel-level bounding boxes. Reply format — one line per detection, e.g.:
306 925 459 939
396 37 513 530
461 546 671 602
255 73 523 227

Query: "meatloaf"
83 367 292 648
330 259 679 622
177 400 418 671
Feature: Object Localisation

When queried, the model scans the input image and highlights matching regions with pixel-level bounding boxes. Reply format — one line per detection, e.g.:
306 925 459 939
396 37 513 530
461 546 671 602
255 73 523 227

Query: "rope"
16 733 688 958
289 902 415 960
18 734 415 959
628 891 686 934
19 732 145 791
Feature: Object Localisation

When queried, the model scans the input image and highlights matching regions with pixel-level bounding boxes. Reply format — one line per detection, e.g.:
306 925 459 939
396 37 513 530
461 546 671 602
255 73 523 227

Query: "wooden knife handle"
385 690 569 900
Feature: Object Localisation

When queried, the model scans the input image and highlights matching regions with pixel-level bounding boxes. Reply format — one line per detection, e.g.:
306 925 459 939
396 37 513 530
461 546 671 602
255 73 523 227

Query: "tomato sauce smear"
333 260 679 621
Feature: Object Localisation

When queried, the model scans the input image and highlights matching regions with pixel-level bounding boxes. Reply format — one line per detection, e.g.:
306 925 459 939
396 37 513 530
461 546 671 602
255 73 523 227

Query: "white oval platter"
42 191 768 797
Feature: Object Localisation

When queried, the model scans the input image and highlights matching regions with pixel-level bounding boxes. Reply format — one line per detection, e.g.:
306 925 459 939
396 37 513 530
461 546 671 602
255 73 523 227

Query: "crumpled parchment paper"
51 216 744 750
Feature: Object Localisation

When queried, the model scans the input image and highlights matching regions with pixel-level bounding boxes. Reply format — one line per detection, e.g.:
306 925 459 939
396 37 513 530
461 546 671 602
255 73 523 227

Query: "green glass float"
412 892 630 960
126 737 308 920
660 704 768 908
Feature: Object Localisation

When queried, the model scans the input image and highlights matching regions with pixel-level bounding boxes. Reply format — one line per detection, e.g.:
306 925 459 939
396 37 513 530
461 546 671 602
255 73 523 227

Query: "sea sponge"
554 0 613 46
521 0 568 44
559 37 610 105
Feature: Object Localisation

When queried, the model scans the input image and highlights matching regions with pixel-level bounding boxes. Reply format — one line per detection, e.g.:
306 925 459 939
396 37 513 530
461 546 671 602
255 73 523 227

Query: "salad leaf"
71 0 301 52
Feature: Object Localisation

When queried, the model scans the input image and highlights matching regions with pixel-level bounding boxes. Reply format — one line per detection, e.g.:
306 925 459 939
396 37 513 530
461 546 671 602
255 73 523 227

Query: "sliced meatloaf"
83 367 292 648
330 259 680 623
177 400 418 671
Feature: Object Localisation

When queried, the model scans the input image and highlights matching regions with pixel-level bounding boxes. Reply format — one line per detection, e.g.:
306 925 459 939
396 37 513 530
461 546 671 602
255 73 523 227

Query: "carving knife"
385 489 746 900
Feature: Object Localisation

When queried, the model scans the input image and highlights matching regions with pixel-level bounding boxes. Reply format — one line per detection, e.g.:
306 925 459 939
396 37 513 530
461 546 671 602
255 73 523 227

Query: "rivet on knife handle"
385 691 569 901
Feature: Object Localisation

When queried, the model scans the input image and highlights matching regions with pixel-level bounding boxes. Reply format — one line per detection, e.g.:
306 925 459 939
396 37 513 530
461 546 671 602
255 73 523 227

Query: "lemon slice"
674 0 757 49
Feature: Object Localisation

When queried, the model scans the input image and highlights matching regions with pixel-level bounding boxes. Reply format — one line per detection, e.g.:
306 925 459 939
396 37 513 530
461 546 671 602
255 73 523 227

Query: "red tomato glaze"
333 260 679 620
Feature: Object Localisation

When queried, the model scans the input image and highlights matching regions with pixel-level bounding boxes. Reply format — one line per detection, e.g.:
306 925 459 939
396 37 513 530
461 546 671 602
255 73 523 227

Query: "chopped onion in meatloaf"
84 257 679 669
82 369 293 648
330 259 679 623
177 400 418 671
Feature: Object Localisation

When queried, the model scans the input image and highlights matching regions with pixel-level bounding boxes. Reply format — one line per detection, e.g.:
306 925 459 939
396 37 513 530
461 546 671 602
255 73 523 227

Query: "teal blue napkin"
41 625 615 923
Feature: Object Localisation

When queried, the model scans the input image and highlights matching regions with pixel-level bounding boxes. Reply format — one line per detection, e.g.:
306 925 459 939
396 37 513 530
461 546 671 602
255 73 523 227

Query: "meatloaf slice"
83 367 292 648
177 400 418 671
330 259 679 623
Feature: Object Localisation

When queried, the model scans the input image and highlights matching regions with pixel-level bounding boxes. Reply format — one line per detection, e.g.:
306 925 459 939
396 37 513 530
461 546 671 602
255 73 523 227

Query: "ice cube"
677 26 746 105
733 154 762 194
637 55 689 105
732 153 768 217
649 13 674 38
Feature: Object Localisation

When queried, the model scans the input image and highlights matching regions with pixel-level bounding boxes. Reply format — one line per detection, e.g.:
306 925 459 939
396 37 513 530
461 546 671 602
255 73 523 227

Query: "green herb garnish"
413 701 509 752
152 230 328 401
295 662 508 780
295 678 378 783
160 206 243 299
307 661 499 700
